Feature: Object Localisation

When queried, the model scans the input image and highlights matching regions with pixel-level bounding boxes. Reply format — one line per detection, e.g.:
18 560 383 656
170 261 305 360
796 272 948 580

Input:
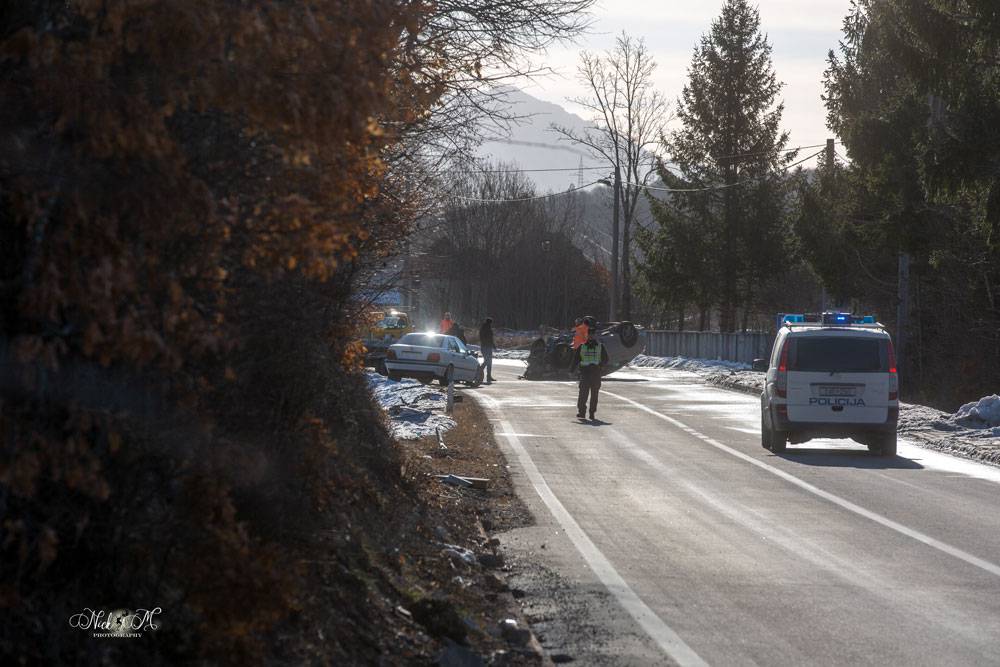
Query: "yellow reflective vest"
579 343 603 366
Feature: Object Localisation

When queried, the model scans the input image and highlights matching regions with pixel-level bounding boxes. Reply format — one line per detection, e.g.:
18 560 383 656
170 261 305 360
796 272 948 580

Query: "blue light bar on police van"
823 312 851 325
781 313 879 327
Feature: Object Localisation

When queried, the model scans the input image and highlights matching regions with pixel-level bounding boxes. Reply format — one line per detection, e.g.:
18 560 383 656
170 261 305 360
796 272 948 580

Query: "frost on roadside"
365 370 457 440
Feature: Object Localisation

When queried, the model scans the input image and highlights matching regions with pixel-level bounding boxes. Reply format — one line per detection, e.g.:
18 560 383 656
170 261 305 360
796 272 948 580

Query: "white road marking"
494 433 556 438
602 389 1000 579
475 393 707 667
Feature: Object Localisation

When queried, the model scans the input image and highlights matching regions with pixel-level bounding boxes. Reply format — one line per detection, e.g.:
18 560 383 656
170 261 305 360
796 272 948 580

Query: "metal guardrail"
641 330 774 365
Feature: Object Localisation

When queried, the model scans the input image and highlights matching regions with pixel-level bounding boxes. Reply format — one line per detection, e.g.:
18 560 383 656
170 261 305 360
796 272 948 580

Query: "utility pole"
610 164 620 322
821 138 836 313
897 252 910 377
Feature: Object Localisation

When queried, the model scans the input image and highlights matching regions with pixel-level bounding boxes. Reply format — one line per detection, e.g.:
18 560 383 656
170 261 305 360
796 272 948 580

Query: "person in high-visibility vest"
440 312 453 334
576 327 608 420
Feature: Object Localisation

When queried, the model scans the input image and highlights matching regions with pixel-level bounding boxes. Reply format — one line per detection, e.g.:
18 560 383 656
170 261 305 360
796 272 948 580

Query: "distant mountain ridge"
476 88 602 193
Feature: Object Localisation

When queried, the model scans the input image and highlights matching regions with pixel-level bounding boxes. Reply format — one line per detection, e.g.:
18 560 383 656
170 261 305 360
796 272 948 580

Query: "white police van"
752 313 899 456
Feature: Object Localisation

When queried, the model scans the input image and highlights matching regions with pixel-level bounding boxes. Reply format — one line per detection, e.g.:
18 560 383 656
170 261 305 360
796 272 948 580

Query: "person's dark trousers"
483 348 494 381
577 368 601 417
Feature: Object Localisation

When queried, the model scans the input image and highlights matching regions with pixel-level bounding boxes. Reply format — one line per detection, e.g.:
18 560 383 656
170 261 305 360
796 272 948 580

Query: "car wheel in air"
417 376 432 385
388 372 401 382
618 321 639 348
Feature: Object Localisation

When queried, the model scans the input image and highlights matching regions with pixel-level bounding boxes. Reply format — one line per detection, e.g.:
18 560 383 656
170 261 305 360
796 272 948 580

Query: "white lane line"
494 433 556 438
602 389 1000 579
475 394 707 666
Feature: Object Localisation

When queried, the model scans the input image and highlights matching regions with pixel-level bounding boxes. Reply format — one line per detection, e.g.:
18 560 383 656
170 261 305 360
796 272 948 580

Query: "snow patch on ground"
366 371 456 440
629 354 750 373
627 354 1000 466
493 349 530 360
954 394 1000 430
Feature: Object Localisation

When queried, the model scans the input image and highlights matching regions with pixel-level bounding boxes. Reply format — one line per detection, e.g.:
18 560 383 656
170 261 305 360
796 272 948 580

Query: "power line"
445 179 603 203
444 164 608 174
626 148 827 193
709 142 835 160
435 142 840 176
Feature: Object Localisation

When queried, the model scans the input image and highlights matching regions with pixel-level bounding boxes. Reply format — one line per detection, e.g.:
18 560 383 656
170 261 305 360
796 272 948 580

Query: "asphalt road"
474 361 1000 666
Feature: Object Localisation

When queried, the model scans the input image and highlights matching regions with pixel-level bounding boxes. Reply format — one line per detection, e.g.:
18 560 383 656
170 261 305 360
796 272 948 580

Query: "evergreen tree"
821 0 1000 404
661 0 790 331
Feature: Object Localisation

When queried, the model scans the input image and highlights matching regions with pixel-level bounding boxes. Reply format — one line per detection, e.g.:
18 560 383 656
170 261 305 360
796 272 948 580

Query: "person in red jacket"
439 311 453 334
569 317 589 373
572 317 588 349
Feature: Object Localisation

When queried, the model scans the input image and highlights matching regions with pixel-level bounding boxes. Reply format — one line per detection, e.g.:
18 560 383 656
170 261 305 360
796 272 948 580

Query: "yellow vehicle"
368 310 415 342
363 310 416 375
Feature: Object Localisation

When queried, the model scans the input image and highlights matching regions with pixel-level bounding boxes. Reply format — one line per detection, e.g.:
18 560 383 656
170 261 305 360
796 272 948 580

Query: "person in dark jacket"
446 321 467 344
576 326 608 420
479 318 496 383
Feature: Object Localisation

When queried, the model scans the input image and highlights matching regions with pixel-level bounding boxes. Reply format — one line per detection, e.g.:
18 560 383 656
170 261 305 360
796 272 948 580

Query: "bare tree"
551 33 670 320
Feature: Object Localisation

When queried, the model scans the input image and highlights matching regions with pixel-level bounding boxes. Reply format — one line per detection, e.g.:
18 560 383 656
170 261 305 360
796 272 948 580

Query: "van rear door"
785 335 889 424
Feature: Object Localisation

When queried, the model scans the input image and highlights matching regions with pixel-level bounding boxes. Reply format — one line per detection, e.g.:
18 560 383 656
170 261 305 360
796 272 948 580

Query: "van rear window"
790 338 884 372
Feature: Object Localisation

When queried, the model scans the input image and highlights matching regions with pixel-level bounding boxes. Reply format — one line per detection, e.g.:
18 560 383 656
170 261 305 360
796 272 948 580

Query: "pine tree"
661 0 789 331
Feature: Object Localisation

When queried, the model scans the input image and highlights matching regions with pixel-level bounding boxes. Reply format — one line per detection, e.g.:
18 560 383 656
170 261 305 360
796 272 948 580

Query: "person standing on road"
576 326 608 420
446 320 467 344
479 317 496 384
440 311 453 334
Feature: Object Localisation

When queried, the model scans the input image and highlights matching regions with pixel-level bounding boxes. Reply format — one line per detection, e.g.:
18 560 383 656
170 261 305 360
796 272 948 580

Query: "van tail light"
427 352 440 363
775 341 789 398
887 340 898 400
386 349 397 360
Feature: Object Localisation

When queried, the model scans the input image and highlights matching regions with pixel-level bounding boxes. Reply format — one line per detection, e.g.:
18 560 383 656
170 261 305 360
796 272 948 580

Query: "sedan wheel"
438 365 454 386
464 364 484 388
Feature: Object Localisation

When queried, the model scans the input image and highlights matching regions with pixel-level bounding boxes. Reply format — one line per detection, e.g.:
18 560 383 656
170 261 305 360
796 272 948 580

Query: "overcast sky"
521 0 853 164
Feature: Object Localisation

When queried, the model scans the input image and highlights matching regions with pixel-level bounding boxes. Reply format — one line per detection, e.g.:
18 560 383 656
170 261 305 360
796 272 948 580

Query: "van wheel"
771 429 787 453
760 412 772 450
872 432 897 457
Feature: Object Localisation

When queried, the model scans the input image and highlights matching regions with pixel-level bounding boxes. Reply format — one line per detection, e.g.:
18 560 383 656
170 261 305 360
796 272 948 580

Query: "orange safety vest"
572 323 588 349
440 318 453 334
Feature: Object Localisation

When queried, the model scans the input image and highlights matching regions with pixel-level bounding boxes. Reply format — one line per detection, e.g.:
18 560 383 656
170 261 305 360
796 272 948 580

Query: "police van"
752 313 899 456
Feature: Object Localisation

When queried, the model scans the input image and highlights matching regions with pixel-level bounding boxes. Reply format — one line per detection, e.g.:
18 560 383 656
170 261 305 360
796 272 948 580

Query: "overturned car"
523 320 643 380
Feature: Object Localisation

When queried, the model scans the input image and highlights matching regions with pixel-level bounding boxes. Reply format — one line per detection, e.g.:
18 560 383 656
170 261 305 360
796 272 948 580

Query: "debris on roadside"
435 474 490 489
